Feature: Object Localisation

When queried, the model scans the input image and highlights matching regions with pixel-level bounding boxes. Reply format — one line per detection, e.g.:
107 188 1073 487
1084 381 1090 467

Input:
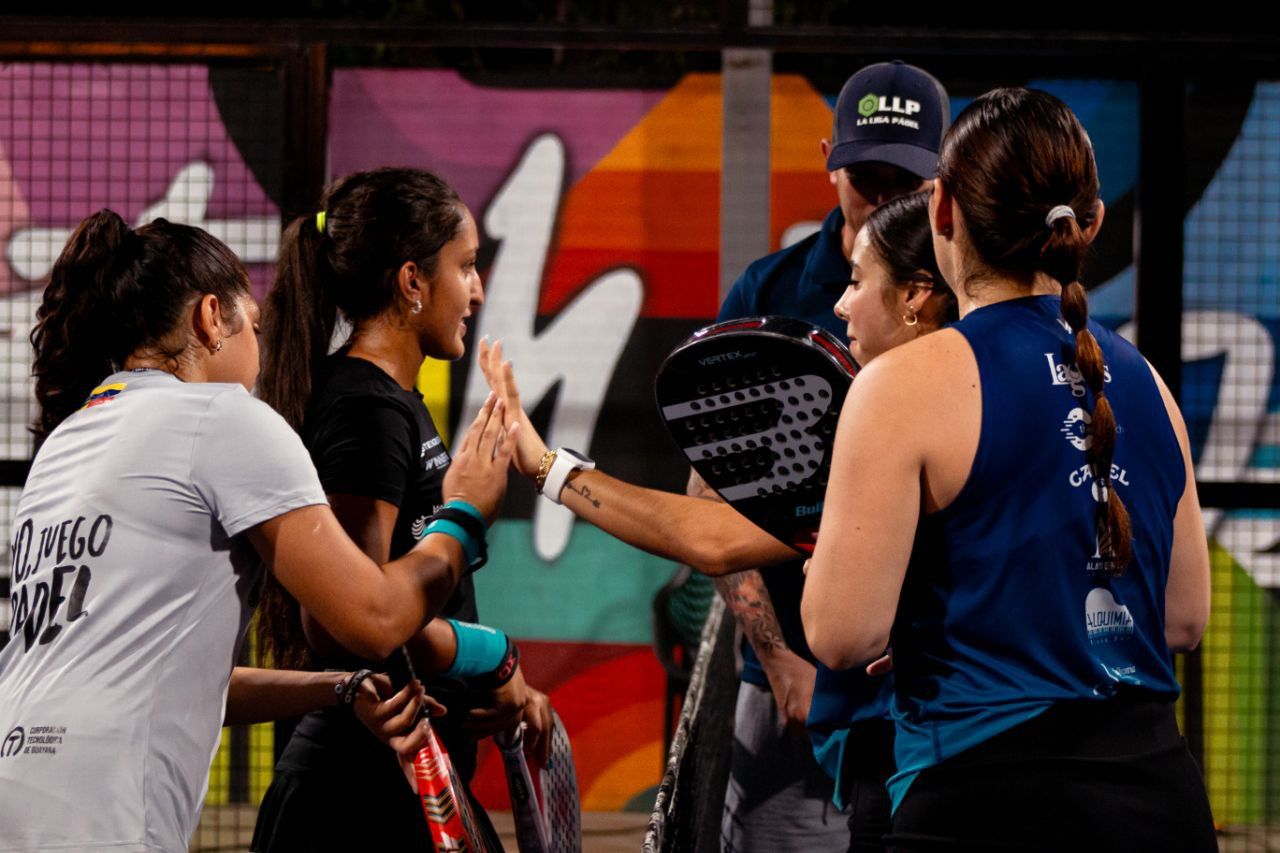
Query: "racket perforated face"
655 317 857 553
542 712 581 853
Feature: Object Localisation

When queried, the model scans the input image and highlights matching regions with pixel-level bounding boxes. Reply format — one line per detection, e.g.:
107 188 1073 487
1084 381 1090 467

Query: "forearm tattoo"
564 479 600 509
715 570 787 657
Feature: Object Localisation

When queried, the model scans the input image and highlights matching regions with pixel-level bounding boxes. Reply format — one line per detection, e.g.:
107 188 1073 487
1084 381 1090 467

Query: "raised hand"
477 337 549 479
442 390 519 523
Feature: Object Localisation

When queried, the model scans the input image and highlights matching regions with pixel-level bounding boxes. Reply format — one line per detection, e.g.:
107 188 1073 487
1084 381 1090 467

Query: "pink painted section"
328 69 664 214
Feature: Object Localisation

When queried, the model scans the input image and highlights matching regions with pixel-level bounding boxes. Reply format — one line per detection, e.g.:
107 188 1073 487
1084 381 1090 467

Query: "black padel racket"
654 317 858 554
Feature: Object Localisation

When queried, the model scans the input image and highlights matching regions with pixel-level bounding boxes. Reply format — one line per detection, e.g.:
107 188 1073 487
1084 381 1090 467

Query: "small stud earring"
213 340 223 353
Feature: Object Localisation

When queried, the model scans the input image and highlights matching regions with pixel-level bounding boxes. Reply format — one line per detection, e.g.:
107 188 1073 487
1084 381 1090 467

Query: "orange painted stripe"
540 247 719 318
553 171 719 253
594 73 723 173
770 171 837 248
771 75 838 169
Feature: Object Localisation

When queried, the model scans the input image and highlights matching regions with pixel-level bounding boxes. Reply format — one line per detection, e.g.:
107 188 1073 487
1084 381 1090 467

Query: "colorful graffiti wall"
0 60 1276 831
327 68 840 809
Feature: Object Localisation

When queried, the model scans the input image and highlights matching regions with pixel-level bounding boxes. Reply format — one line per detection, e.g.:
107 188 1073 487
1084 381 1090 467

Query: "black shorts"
838 719 896 853
888 694 1218 852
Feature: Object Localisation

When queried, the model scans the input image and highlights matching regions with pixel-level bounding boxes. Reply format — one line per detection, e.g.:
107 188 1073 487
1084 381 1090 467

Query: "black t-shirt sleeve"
308 396 417 506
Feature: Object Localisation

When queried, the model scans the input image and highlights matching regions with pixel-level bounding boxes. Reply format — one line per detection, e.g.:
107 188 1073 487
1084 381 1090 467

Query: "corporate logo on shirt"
1044 353 1111 398
1060 407 1092 451
0 724 64 757
1068 463 1132 503
1085 588 1135 644
411 515 430 540
7 514 112 654
1091 662 1142 697
421 436 449 471
856 93 922 129
1 726 23 757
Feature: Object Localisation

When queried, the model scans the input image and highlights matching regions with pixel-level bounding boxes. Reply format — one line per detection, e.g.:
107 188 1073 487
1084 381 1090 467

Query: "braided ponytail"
940 88 1133 573
1051 217 1133 573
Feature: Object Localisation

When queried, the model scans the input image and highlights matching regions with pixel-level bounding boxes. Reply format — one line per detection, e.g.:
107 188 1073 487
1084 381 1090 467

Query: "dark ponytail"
938 88 1132 573
258 168 464 433
31 210 250 447
255 167 465 670
257 215 335 432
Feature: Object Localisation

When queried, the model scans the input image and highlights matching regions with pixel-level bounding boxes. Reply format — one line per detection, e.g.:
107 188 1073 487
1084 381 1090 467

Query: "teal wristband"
444 620 509 678
425 519 480 565
444 499 485 527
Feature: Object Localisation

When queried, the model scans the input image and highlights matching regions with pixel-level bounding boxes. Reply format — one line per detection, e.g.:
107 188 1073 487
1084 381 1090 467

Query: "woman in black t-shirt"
252 167 552 850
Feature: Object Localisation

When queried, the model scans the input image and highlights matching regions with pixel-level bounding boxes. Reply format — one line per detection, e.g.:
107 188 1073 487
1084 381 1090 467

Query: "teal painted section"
473 520 679 643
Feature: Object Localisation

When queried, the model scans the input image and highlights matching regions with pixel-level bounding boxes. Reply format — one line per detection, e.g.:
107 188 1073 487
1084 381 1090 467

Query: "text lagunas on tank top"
8 514 112 653
1045 353 1111 398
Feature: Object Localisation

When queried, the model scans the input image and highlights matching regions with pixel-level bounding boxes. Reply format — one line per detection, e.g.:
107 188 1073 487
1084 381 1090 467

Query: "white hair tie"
1045 205 1076 227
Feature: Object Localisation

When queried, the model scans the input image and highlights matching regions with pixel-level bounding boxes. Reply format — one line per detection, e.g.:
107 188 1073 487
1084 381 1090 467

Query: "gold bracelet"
534 449 557 493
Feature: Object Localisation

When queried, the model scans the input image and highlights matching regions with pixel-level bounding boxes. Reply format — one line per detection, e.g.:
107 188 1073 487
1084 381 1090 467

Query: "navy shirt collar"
800 206 852 293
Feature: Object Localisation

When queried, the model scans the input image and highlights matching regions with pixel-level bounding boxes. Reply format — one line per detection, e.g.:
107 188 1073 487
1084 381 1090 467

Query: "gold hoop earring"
904 311 918 327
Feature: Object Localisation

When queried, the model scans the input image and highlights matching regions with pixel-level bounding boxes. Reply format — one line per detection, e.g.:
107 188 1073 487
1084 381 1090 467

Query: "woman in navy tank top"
802 88 1217 850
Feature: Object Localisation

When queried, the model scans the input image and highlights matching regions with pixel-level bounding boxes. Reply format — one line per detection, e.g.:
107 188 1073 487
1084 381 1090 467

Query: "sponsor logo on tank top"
1044 353 1111 398
0 724 65 757
1060 407 1093 451
8 514 112 654
1068 463 1131 502
1085 587 1135 644
1092 662 1142 696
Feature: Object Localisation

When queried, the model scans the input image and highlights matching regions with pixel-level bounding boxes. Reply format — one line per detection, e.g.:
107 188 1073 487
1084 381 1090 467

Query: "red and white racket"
654 316 857 554
409 721 493 852
400 649 493 852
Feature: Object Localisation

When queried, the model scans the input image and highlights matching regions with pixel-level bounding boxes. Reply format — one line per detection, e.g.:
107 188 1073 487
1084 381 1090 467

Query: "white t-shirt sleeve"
191 387 328 538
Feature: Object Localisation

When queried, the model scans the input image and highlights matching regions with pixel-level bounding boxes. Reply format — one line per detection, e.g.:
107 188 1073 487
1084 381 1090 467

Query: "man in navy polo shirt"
712 61 949 852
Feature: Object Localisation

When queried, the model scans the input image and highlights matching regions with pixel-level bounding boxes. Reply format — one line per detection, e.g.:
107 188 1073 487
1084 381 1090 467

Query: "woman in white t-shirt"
0 210 515 852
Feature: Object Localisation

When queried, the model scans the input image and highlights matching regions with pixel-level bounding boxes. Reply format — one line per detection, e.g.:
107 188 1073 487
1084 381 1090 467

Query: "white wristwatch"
540 448 596 505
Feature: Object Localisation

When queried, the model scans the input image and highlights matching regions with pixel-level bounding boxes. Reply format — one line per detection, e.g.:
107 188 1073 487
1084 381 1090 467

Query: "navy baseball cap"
826 61 949 179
